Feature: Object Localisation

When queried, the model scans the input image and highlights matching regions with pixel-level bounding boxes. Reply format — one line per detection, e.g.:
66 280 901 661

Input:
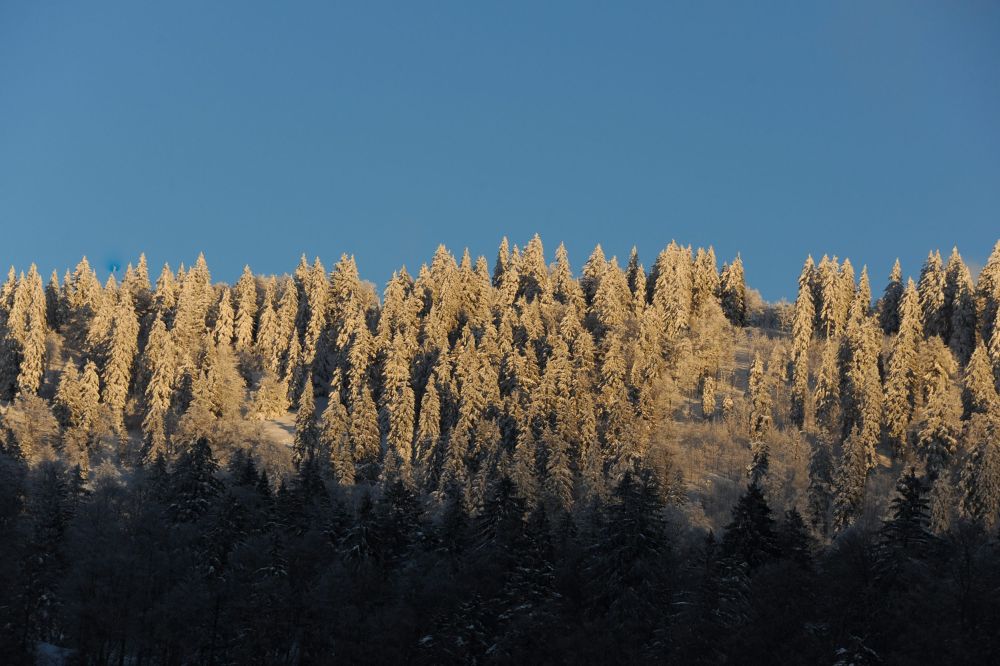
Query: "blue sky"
1 1 998 300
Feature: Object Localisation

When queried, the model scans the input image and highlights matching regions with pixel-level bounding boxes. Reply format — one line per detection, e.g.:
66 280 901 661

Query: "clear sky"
2 1 998 300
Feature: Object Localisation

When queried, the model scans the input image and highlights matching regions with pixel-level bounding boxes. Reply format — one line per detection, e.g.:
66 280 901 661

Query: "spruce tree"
321 393 354 485
960 415 1000 529
140 317 175 459
691 246 720 315
542 427 573 513
721 481 778 572
814 339 841 434
167 437 222 523
806 434 835 537
883 279 921 453
350 381 381 480
945 248 976 362
833 427 869 530
212 287 235 347
550 242 585 310
914 339 962 479
99 290 140 430
719 254 747 326
878 258 904 334
962 343 998 417
747 352 772 441
875 467 935 583
293 378 319 464
233 265 258 354
976 240 1000 346
918 250 947 338
580 244 608 307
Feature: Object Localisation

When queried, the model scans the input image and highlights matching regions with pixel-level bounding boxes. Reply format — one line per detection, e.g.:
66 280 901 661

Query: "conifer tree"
836 258 856 329
949 278 977 365
591 258 631 338
719 254 746 326
701 376 717 419
250 369 289 419
875 468 935 584
840 299 882 464
321 392 354 485
167 437 222 523
233 265 258 354
212 287 235 347
878 259 904 334
918 250 947 338
790 262 815 427
721 481 778 572
960 415 1000 529
833 427 869 530
141 322 175 460
99 290 140 429
650 242 694 338
256 278 280 373
12 267 48 396
814 339 841 434
45 270 61 331
914 339 962 478
518 234 550 303
293 381 320 465
975 240 1000 346
414 378 442 489
542 427 573 514
806 434 834 537
816 255 841 337
962 343 998 417
691 246 720 315
580 244 608 307
883 279 921 452
550 242 585 310
624 246 647 313
350 381 381 480
171 254 213 361
151 262 178 326
63 257 103 347
747 353 772 441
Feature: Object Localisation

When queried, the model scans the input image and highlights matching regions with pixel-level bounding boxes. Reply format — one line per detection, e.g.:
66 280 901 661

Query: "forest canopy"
2 237 1000 664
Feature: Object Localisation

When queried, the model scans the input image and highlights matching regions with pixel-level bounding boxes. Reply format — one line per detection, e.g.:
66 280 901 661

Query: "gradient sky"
2 1 998 300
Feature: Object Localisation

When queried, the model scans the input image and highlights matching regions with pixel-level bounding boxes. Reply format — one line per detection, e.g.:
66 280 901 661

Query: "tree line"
1 237 1000 663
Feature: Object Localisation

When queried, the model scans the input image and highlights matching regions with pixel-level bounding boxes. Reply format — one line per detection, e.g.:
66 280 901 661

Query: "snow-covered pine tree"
975 240 1000 346
790 258 816 427
255 278 280 373
518 233 550 304
551 242 585 311
883 279 921 453
691 246 721 316
580 244 608 308
542 427 573 514
350 379 381 480
233 265 258 354
960 414 1000 529
878 258 904 334
747 352 772 441
293 378 320 465
962 343 999 417
211 287 235 348
99 289 140 431
719 254 746 327
833 426 869 531
917 250 947 339
914 338 962 479
806 433 835 538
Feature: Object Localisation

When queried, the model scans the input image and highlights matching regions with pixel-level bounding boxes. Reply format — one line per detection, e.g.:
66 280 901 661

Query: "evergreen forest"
3 237 1000 664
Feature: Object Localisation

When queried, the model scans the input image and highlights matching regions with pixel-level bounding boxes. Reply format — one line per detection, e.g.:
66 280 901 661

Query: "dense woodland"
2 236 1000 664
